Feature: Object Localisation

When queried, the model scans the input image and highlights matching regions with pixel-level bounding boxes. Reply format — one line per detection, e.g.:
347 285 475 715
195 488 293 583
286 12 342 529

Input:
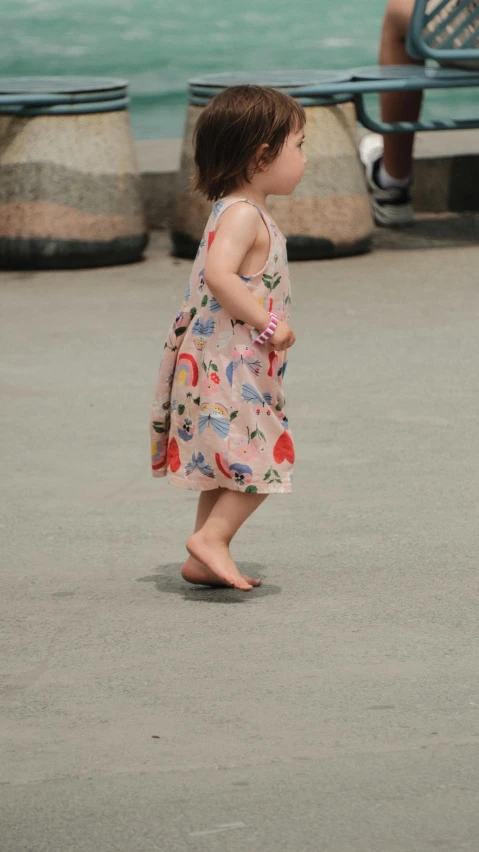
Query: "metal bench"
191 1 479 135
172 1 479 260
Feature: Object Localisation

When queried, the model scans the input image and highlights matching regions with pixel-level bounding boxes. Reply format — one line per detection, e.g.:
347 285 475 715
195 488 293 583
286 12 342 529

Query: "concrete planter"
0 78 148 269
171 79 373 261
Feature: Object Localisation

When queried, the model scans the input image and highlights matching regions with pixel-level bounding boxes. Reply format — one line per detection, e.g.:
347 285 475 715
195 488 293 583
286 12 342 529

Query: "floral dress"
150 196 295 494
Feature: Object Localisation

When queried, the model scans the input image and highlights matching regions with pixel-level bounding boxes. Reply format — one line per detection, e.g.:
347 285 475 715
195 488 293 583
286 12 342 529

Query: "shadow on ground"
373 213 479 251
137 563 281 603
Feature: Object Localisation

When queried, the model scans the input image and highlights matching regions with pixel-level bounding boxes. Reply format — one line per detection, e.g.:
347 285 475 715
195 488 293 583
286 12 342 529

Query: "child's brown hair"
194 85 306 201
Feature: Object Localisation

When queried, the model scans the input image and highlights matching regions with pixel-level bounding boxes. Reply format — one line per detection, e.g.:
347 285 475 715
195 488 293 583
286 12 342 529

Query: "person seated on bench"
359 0 479 227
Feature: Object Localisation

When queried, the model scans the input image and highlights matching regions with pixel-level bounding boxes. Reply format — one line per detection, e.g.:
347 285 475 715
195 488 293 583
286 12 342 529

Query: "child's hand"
269 320 296 351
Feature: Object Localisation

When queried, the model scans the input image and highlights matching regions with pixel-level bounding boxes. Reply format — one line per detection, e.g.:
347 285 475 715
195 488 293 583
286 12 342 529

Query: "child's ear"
254 143 270 171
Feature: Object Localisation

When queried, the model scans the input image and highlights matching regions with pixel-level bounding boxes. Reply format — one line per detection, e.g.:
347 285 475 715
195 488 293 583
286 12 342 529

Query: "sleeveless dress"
150 196 295 494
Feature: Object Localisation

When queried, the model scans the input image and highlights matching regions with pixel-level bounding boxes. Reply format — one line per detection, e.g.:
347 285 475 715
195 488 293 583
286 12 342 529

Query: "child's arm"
205 204 295 351
205 204 271 330
205 204 296 351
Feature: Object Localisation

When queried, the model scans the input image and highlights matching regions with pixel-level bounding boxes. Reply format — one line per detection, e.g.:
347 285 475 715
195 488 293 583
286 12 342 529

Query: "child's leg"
181 489 262 587
186 489 268 591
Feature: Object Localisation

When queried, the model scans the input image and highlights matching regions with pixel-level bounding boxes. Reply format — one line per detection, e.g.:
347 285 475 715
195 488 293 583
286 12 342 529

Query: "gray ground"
1 218 479 852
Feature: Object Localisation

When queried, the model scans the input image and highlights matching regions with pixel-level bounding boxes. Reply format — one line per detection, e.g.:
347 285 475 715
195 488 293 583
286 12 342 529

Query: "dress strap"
211 197 272 234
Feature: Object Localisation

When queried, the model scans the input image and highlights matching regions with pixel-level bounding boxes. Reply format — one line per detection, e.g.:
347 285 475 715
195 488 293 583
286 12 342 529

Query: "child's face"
263 127 307 195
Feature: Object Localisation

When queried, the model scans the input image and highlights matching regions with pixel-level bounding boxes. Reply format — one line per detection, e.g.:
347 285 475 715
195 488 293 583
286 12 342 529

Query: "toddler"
150 85 306 590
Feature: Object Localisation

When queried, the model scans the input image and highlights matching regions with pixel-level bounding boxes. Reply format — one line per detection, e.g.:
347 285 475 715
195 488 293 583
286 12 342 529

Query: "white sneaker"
358 134 414 227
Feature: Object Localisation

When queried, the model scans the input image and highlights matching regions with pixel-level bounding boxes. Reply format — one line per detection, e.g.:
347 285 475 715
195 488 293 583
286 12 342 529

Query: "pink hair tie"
252 312 278 345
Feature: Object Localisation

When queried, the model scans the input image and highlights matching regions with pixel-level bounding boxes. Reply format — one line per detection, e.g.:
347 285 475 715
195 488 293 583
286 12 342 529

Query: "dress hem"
152 470 292 494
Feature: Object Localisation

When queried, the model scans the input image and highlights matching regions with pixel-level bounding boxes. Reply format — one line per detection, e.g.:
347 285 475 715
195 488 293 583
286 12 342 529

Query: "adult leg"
182 489 262 587
380 0 424 178
186 489 269 591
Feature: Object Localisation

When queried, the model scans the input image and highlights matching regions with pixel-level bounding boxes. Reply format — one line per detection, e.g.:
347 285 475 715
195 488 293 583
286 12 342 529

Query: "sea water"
1 0 476 138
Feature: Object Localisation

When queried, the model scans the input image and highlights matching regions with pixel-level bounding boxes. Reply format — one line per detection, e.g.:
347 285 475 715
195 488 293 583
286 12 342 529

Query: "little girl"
150 85 306 591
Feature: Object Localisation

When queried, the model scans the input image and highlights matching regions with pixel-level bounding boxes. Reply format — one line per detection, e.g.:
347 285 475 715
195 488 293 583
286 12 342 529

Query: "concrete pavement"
1 219 479 851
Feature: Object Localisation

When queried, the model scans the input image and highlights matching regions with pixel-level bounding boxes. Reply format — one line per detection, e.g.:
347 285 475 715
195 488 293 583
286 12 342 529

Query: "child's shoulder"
213 196 268 234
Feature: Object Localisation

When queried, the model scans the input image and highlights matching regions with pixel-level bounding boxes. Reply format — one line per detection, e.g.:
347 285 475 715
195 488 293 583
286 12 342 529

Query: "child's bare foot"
181 556 261 588
186 533 255 591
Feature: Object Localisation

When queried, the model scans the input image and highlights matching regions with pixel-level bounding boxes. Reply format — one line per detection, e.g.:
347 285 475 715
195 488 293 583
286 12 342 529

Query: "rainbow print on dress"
177 353 199 387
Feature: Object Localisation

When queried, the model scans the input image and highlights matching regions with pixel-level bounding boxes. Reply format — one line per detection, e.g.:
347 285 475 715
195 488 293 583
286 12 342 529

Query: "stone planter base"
0 108 148 269
172 101 373 261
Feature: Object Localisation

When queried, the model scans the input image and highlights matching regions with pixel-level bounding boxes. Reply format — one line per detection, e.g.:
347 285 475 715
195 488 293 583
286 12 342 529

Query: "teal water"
1 0 476 138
